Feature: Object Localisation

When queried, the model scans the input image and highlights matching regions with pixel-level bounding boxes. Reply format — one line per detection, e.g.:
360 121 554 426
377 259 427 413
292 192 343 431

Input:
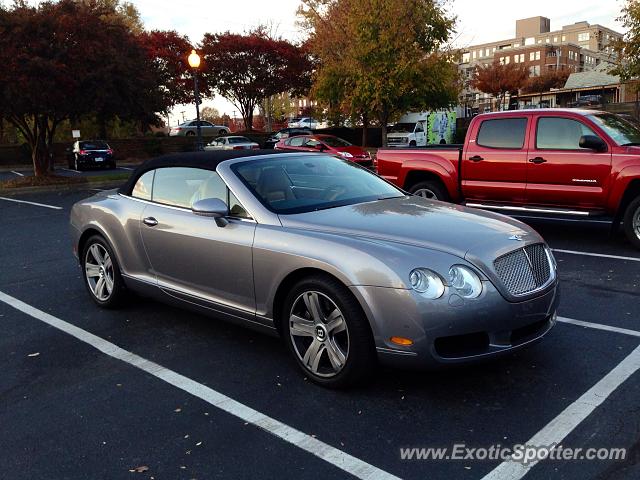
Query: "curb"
0 179 125 197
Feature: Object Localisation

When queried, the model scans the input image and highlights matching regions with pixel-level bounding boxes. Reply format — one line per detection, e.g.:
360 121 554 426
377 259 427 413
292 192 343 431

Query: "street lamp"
188 49 203 151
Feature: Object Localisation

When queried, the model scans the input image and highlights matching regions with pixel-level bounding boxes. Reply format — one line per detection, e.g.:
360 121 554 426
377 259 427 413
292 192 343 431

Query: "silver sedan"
70 151 558 388
204 136 259 151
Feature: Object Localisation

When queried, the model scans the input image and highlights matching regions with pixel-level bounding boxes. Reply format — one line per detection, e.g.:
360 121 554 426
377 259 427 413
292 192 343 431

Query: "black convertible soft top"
119 149 294 195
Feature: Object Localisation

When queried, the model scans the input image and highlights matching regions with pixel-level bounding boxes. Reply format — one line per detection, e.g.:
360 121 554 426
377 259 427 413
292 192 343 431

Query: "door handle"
143 216 158 227
469 155 484 162
529 157 547 164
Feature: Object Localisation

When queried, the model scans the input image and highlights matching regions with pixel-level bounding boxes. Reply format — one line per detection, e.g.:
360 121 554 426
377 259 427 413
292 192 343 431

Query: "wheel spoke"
103 254 112 271
85 263 100 278
89 244 104 264
103 273 114 293
302 292 323 322
94 277 106 299
325 308 346 334
302 339 323 373
289 314 315 337
326 339 346 371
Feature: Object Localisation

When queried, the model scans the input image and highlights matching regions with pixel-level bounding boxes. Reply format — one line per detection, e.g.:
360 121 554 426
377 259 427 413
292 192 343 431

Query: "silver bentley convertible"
70 151 559 387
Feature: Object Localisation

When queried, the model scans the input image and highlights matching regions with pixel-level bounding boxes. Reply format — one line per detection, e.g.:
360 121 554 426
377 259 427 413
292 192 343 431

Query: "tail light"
251 145 259 149
232 146 244 150
106 149 113 155
79 149 87 155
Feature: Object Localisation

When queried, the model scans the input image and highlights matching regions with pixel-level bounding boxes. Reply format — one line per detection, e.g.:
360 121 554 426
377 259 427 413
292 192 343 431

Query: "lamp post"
188 49 203 151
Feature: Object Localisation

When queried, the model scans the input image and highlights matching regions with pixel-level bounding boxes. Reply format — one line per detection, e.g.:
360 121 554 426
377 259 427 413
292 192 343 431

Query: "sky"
25 0 625 124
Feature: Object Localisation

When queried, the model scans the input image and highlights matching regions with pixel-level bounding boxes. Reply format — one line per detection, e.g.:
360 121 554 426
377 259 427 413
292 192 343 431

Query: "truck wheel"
409 140 417 147
409 181 449 201
623 196 640 249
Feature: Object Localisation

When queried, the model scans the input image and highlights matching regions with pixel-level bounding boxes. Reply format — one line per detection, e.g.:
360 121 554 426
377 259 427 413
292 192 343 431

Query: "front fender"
607 164 640 214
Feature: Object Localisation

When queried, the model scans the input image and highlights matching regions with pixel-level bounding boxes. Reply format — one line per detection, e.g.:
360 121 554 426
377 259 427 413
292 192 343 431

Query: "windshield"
320 136 351 148
232 155 404 214
388 123 415 133
588 113 640 146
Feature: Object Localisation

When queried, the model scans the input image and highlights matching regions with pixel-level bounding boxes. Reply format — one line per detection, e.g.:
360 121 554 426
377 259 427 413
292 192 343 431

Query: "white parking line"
558 316 640 338
60 168 81 174
481 343 640 480
118 167 133 171
10 170 24 177
0 290 400 480
0 196 63 210
552 248 640 263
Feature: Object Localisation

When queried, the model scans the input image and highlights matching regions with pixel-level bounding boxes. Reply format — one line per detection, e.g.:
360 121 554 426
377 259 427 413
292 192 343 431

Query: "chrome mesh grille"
493 244 552 296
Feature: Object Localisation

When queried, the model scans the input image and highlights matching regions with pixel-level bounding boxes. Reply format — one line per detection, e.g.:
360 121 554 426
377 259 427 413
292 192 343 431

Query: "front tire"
81 235 127 308
623 196 640 249
408 180 449 201
282 275 376 388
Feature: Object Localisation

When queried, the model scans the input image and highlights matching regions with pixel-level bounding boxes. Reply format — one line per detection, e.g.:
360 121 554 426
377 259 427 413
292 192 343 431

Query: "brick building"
459 16 622 114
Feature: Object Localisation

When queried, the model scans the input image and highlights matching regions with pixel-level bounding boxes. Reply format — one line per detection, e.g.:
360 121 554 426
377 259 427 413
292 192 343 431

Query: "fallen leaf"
28 352 40 357
196 442 202 446
130 465 149 473
174 408 182 413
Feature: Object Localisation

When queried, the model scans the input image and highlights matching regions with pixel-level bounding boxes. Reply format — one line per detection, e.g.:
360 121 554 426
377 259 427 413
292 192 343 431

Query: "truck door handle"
529 157 547 164
469 155 483 162
143 217 158 227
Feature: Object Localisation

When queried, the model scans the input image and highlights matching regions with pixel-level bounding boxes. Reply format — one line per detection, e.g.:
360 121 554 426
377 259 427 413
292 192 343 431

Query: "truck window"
476 118 527 149
536 117 597 150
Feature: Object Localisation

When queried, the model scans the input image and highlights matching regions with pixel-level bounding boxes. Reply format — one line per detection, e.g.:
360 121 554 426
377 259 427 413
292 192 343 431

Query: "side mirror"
579 135 607 152
192 198 229 227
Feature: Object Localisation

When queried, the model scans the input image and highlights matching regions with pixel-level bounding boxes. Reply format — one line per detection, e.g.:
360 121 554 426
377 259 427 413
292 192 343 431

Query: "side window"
201 121 213 127
288 137 305 147
415 123 424 133
188 121 198 127
477 118 527 149
152 167 215 208
536 117 598 150
132 170 154 200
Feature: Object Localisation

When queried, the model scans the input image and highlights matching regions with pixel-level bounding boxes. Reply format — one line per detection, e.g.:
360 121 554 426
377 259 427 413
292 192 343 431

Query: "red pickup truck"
376 109 640 248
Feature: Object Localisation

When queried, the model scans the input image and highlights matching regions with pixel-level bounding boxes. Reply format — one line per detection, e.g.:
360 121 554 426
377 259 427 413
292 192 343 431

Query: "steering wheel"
324 183 349 201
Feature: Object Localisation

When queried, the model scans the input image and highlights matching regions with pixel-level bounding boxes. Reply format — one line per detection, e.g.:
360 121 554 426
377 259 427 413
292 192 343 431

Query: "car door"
462 115 530 203
525 114 613 209
200 121 214 136
414 122 426 146
139 167 256 314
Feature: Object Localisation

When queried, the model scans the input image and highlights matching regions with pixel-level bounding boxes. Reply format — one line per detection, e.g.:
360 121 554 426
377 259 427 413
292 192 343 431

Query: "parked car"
288 117 318 129
204 136 259 151
275 134 373 169
66 140 115 171
376 109 640 249
264 127 312 149
386 122 427 147
70 150 558 387
169 120 230 137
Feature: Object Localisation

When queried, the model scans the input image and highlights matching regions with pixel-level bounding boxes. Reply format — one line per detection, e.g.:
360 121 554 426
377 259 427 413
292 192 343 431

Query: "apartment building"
459 16 622 113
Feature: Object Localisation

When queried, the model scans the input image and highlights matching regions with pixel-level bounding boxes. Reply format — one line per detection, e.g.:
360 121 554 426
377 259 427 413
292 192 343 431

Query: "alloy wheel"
414 188 437 199
84 243 114 301
634 204 640 239
289 291 349 378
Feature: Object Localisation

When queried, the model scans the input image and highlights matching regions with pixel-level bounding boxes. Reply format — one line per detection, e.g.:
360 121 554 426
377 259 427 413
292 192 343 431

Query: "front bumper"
350 280 559 369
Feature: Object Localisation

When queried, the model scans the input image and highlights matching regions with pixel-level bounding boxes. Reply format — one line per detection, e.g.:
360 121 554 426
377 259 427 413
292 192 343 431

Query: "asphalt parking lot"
1 188 639 480
0 165 137 182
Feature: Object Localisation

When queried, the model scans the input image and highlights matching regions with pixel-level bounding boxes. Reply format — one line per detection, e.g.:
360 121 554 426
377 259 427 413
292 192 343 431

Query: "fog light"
390 336 413 346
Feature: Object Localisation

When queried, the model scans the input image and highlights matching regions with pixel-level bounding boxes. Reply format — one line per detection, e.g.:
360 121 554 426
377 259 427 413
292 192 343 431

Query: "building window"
561 35 566 41
525 37 535 45
472 50 476 59
462 52 470 63
578 32 590 42
499 57 505 65
553 36 558 42
529 65 541 76
505 56 510 64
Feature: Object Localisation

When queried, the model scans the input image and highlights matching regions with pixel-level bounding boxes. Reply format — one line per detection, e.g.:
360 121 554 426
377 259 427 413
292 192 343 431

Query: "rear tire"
186 131 196 137
623 196 640 249
282 275 376 388
408 180 449 201
81 235 127 308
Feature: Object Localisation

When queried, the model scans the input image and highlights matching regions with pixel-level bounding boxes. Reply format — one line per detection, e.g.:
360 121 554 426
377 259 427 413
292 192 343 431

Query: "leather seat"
257 167 295 203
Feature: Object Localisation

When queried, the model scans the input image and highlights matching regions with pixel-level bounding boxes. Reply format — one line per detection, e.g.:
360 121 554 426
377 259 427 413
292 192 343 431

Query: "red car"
275 134 373 169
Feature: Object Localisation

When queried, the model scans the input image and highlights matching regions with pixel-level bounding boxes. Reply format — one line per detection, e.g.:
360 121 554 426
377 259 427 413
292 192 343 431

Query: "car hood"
280 196 542 264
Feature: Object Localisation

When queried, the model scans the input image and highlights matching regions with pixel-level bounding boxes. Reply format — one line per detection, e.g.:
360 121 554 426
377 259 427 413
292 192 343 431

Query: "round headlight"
448 265 482 299
409 268 445 299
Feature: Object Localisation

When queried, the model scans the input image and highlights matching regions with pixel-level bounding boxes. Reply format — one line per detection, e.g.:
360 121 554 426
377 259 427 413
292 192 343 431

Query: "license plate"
95 157 103 162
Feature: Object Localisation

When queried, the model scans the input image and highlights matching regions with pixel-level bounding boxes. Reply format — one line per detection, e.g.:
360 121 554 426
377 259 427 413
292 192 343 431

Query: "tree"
200 27 313 131
299 0 460 146
200 106 222 125
612 0 640 82
0 0 167 175
522 69 570 94
471 61 529 111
